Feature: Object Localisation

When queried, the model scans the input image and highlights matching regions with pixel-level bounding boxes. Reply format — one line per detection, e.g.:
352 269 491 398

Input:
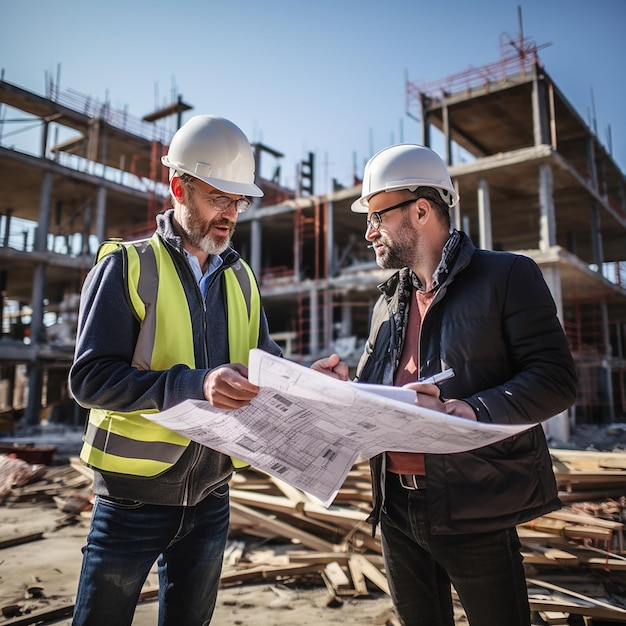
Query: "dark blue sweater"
70 209 281 505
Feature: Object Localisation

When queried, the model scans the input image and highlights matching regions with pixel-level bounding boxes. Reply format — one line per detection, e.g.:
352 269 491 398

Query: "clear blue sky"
2 0 624 194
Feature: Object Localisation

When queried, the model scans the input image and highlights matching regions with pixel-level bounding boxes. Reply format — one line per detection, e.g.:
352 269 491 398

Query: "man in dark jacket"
351 144 577 626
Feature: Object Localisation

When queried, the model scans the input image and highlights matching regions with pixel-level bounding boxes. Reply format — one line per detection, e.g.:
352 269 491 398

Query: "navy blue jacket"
70 210 281 505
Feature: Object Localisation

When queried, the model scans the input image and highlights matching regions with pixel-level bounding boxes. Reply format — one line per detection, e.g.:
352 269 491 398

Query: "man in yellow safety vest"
69 115 346 625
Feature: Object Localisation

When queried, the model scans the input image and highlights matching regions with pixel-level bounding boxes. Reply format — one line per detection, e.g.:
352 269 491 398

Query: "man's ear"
415 198 430 221
171 176 184 200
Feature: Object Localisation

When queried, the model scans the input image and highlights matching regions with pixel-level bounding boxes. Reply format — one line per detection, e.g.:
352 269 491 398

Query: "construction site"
1 23 626 625
0 31 625 441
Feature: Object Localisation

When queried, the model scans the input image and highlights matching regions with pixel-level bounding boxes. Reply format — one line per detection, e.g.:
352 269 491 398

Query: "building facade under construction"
0 36 624 439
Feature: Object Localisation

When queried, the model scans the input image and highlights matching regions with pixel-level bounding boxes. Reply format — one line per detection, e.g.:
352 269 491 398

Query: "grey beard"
192 231 231 256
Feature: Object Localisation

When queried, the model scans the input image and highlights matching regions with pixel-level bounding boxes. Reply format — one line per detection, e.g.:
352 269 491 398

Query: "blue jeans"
381 474 530 626
72 484 230 626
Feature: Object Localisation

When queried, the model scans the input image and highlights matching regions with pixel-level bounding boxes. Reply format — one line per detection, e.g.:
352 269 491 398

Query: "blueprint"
146 349 534 506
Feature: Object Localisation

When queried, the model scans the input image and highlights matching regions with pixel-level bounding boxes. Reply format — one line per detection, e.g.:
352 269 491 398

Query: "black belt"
396 473 427 490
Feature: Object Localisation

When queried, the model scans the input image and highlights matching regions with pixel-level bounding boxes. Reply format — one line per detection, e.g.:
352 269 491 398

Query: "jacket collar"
377 229 475 299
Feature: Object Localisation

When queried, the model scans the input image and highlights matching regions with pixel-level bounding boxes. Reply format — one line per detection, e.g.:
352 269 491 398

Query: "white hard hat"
351 144 459 212
161 115 263 197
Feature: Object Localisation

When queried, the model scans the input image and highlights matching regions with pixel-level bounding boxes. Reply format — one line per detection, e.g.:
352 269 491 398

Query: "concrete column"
442 103 451 165
590 203 604 271
600 302 615 422
99 126 109 179
452 181 461 231
2 208 12 247
250 217 261 278
24 169 53 426
340 301 352 337
25 264 46 427
40 120 50 159
293 213 300 281
95 185 107 243
538 163 556 251
532 72 549 146
586 137 598 192
81 200 93 256
477 178 492 250
541 265 564 329
326 199 335 277
540 264 570 441
308 286 318 356
462 215 470 237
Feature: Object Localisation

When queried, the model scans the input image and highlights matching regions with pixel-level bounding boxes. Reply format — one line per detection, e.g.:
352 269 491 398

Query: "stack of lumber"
551 448 626 503
2 449 626 623
0 458 91 506
225 459 626 623
224 463 387 599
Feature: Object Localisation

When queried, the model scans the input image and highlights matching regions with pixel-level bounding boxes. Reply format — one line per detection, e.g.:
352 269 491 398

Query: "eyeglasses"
195 187 252 213
366 199 415 230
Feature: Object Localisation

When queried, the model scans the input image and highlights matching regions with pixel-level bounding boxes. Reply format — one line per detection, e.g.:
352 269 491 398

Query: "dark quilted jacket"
357 231 577 535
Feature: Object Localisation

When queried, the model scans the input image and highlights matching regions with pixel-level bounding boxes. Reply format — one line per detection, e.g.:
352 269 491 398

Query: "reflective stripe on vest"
80 234 260 476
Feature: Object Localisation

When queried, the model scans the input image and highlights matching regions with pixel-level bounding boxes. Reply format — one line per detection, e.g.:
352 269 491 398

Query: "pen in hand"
417 369 455 385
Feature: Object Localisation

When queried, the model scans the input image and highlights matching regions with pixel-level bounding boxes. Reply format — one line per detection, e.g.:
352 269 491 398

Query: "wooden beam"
229 501 335 552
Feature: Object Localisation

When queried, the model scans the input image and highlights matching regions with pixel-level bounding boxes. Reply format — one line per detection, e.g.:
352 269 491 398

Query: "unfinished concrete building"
1 35 624 437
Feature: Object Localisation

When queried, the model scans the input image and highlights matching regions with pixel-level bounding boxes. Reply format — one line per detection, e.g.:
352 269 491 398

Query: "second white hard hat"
351 144 459 212
161 115 263 197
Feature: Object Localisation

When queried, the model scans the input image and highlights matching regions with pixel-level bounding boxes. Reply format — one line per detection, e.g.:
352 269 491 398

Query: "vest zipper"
182 442 203 507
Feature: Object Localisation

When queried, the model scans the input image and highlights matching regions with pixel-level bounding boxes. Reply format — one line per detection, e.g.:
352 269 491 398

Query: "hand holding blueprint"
146 349 534 506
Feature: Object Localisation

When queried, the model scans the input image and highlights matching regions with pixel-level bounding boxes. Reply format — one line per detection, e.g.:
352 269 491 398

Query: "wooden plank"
517 527 571 545
538 612 570 625
349 554 389 595
229 501 335 552
528 597 626 622
323 561 352 594
347 556 370 597
69 457 94 481
555 547 626 571
563 524 613 542
0 531 44 549
525 544 579 564
287 551 385 568
300 503 369 527
267 475 315 507
527 578 626 616
230 488 366 532
522 551 564 566
219 562 323 586
230 488 297 514
0 602 74 624
550 449 626 470
546 509 624 531
342 528 383 554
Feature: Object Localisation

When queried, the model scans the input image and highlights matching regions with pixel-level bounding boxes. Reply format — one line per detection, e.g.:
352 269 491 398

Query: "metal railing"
48 82 172 144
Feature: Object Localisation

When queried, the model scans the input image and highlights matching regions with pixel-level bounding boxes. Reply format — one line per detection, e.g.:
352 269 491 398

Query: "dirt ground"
3 421 626 625
0 499 405 626
0 426 442 625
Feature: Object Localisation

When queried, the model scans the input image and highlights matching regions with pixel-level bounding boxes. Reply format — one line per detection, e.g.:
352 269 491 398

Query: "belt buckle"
399 474 421 490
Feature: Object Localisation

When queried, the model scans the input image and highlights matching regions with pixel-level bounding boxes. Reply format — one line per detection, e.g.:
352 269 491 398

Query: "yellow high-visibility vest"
80 233 260 476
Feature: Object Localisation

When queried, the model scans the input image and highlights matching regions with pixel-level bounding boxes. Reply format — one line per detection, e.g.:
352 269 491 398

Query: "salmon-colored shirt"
387 287 436 476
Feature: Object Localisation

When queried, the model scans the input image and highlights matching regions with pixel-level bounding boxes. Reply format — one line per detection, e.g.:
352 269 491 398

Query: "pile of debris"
1 442 626 625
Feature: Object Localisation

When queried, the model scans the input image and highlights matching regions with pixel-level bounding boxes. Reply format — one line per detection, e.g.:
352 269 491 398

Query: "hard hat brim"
351 182 459 213
162 157 264 197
